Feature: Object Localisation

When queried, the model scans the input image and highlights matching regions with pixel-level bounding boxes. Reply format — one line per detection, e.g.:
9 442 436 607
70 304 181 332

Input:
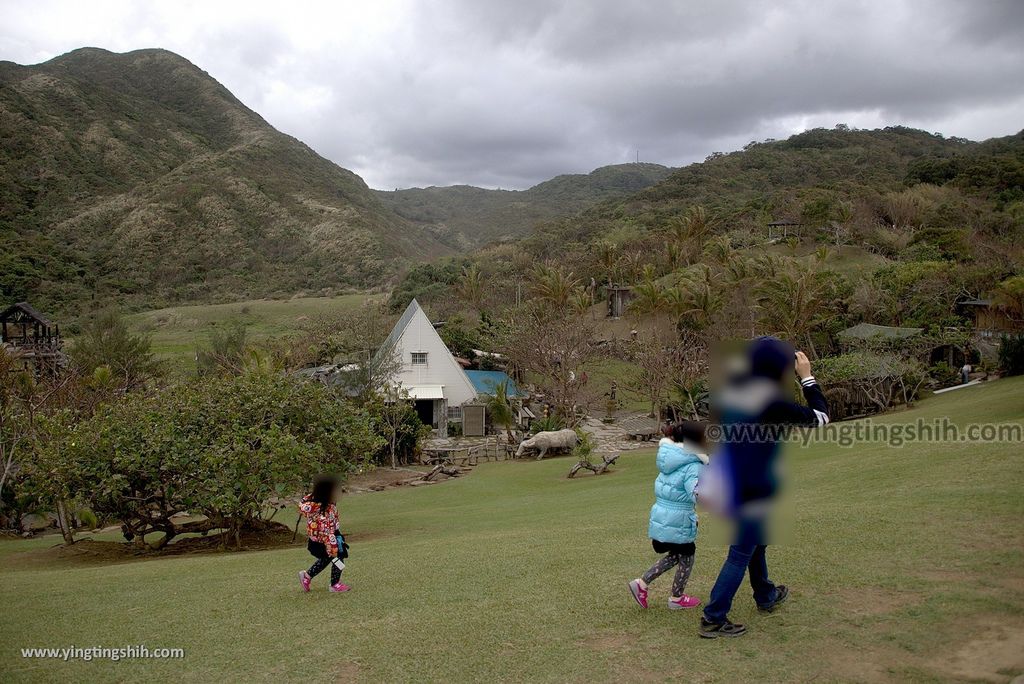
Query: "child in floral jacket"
297 475 350 593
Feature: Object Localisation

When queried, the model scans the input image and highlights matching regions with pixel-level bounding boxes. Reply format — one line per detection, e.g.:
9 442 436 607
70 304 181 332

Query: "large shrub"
365 394 430 466
814 351 927 419
31 373 381 548
999 334 1024 376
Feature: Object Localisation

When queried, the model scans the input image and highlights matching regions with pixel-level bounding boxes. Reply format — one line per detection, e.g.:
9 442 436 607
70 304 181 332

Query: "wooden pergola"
0 301 66 372
767 219 802 241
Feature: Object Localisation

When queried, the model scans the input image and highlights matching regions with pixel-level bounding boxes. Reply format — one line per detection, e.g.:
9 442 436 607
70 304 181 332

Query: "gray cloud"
2 0 1022 189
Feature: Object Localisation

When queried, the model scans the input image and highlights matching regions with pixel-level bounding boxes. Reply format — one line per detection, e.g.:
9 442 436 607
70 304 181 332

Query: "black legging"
307 539 342 585
641 552 695 597
308 555 342 585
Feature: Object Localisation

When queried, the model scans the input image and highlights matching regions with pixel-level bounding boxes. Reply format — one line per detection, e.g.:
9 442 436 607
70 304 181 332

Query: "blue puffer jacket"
648 438 707 544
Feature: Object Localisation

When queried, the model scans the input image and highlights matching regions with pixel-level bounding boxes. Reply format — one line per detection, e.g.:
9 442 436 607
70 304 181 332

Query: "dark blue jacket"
718 375 829 508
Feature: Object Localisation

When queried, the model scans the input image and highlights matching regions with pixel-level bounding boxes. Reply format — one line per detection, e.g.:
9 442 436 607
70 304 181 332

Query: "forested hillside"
0 47 449 315
0 48 679 317
375 162 672 246
395 126 1024 345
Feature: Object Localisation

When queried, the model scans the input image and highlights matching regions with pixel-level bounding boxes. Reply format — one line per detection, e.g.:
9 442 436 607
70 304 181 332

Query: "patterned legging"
308 556 342 585
641 553 695 597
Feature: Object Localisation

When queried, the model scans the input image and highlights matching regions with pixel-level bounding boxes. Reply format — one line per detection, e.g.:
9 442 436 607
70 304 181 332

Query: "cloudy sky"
2 0 1023 189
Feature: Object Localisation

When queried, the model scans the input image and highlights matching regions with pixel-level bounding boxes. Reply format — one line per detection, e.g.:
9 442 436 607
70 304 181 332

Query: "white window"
447 406 463 421
411 352 428 365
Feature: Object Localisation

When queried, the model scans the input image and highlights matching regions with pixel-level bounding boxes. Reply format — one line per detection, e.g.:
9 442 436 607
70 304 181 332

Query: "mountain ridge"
2 47 443 313
375 162 673 245
1 47 676 315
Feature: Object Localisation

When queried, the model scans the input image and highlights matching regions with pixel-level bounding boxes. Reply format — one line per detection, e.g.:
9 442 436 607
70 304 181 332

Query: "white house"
378 299 478 435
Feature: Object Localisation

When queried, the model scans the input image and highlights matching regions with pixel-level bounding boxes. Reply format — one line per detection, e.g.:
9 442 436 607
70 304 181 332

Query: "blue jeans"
702 544 778 623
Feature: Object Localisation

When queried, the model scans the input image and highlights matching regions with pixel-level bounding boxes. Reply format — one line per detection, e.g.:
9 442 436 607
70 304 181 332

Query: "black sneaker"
699 617 747 638
758 584 789 613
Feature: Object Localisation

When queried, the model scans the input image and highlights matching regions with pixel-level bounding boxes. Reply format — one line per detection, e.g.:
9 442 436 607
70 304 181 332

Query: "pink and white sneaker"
298 570 311 593
329 582 351 593
628 579 649 608
668 594 701 610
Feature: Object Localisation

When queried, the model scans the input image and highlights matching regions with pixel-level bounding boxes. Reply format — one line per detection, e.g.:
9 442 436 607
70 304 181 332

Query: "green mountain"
518 126 1023 261
375 162 673 246
0 48 676 316
396 126 1024 327
0 47 454 314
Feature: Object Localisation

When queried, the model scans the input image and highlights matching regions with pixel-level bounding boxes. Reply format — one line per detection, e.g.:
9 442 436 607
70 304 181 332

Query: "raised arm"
795 350 829 425
763 351 830 427
298 495 317 515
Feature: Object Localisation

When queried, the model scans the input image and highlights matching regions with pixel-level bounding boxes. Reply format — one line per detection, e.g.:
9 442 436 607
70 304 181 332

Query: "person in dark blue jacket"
698 337 829 639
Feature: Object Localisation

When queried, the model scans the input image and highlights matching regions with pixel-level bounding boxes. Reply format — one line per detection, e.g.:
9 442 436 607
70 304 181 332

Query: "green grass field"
127 294 379 374
1 379 1022 682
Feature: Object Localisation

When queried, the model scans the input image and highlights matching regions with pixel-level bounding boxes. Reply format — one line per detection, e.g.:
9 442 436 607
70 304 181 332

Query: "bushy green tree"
196 322 249 376
438 315 482 360
31 373 381 549
366 390 429 467
999 334 1024 376
71 310 160 391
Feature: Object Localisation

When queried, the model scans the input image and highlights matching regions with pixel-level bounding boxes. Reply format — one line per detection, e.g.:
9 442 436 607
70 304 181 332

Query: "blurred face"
710 339 750 386
710 338 796 398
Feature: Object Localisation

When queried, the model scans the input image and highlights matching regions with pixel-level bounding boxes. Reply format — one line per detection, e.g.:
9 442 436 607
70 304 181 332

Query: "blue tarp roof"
465 370 521 396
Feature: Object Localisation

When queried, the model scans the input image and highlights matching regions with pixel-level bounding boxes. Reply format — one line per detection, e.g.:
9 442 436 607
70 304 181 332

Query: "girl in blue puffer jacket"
629 421 708 610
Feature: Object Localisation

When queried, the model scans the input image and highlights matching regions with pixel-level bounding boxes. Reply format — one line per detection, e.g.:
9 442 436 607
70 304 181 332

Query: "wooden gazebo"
0 302 66 372
767 219 802 241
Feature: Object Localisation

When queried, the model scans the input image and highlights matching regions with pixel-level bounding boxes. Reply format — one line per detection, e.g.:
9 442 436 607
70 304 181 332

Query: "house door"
414 400 435 427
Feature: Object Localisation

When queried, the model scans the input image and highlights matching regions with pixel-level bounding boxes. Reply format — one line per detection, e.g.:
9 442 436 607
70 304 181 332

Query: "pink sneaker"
329 582 351 593
668 594 701 610
298 570 311 592
628 579 649 608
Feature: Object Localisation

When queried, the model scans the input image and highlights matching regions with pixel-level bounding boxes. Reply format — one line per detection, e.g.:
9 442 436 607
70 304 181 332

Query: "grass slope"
1 379 1022 682
127 293 378 374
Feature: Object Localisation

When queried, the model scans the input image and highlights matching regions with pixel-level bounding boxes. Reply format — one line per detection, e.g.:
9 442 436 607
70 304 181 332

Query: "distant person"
297 475 351 593
961 362 972 385
629 421 709 611
698 338 829 638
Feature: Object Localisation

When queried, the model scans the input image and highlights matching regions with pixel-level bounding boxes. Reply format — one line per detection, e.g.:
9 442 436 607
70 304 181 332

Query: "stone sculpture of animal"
516 429 579 460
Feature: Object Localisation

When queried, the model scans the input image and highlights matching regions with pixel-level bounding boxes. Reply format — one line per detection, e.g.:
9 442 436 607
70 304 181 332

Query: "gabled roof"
838 322 923 340
465 370 522 397
374 298 420 365
376 299 479 406
0 302 52 326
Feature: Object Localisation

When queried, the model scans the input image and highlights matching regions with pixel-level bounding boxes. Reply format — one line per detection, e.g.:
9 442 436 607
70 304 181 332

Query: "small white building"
378 299 478 435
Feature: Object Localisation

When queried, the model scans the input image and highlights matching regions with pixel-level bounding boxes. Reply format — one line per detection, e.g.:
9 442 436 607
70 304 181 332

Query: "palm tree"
630 280 667 316
725 255 754 285
754 262 834 356
704 235 732 264
531 264 578 309
595 241 619 289
569 287 592 316
460 264 484 310
665 241 684 269
486 379 519 443
685 205 716 249
672 268 724 332
640 263 659 283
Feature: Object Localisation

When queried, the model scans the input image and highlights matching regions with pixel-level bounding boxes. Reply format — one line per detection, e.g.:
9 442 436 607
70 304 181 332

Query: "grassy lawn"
585 357 649 414
1 378 1022 682
127 294 379 375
